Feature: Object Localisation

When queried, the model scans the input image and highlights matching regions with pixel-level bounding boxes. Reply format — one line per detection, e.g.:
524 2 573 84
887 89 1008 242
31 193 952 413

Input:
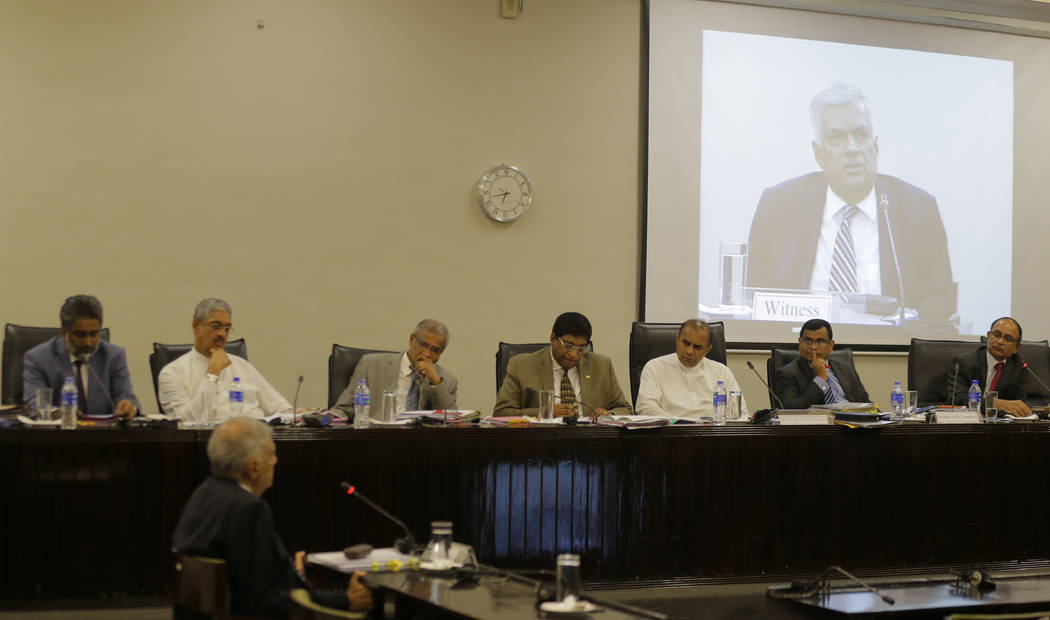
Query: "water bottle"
891 381 904 418
967 380 981 412
60 376 78 430
229 377 244 417
713 380 727 425
353 379 371 429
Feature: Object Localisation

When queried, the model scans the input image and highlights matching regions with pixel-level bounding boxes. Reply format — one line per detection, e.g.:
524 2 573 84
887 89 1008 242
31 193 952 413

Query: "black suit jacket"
173 476 347 618
948 346 1027 405
746 172 956 320
775 356 870 409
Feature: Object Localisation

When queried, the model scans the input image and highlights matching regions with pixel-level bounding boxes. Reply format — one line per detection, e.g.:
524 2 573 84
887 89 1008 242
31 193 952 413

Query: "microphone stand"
880 193 907 327
340 482 417 554
950 361 960 407
80 354 121 416
746 360 783 410
291 375 303 425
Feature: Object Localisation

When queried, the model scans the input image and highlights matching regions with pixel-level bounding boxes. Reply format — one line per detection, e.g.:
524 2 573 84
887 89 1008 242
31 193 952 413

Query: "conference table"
2 420 1050 601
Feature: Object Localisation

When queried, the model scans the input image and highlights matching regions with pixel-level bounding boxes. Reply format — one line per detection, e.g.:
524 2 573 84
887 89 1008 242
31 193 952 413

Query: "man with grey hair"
745 82 955 321
334 319 458 419
159 298 291 422
23 294 140 418
173 418 372 617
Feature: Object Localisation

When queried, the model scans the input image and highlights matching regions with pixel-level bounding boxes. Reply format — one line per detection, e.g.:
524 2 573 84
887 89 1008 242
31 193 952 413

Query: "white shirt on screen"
158 349 291 422
808 186 881 295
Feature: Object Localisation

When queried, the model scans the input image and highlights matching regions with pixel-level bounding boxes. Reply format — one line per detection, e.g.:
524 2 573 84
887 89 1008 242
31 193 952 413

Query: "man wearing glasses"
636 319 748 419
159 298 291 422
333 319 458 419
493 312 631 419
775 318 869 409
948 317 1032 417
23 294 140 418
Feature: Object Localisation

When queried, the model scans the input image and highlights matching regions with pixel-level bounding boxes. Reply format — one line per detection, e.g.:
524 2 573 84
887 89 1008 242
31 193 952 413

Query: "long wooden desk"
2 423 1049 600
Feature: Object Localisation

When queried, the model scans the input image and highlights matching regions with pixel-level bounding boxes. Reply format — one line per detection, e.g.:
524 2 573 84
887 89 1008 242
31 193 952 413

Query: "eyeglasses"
801 337 830 347
414 341 444 355
207 322 233 333
69 330 101 339
988 330 1018 345
557 336 589 354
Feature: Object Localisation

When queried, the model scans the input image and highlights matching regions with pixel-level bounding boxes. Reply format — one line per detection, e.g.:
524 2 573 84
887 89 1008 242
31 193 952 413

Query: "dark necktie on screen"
829 205 860 294
406 372 420 411
560 370 577 406
73 360 88 415
989 361 1004 392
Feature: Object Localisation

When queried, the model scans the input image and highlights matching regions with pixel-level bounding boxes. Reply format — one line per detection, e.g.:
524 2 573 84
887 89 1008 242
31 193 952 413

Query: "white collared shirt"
809 186 881 295
157 349 292 422
635 353 749 419
550 349 580 404
397 352 414 411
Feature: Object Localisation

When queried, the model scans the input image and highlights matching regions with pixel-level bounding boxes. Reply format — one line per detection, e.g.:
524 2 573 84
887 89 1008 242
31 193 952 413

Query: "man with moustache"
775 318 870 409
745 82 955 321
334 319 458 419
23 294 140 418
948 317 1032 417
159 298 291 422
635 319 749 419
494 312 631 419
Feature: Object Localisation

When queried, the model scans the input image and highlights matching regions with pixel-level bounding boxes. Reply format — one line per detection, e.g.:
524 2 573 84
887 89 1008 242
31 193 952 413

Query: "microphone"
950 361 960 407
746 360 783 409
880 193 907 327
79 354 121 416
291 375 303 424
340 482 416 554
1020 359 1050 400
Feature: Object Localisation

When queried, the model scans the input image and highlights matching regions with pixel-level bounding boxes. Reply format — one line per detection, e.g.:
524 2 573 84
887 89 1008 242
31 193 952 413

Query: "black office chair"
328 345 397 408
907 338 980 407
494 341 596 393
2 323 111 406
172 552 269 620
628 321 726 405
289 589 365 620
766 346 855 408
150 339 248 412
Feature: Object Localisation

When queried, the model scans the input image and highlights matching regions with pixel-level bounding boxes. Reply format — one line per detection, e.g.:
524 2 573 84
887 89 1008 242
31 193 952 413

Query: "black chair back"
495 341 595 393
907 338 980 406
328 345 397 408
2 324 111 406
766 346 855 408
628 321 726 405
150 339 248 412
172 552 269 620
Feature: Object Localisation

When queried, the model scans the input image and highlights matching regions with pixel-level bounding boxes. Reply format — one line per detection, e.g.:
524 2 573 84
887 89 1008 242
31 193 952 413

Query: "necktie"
989 362 1004 392
406 373 420 411
824 375 836 405
829 205 860 294
560 370 577 406
73 360 88 415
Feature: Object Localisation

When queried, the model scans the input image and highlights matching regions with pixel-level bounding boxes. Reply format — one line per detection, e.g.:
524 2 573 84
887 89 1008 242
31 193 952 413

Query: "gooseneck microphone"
340 482 416 553
880 193 907 327
950 361 961 407
291 375 303 424
1020 359 1050 396
746 360 783 409
79 354 120 415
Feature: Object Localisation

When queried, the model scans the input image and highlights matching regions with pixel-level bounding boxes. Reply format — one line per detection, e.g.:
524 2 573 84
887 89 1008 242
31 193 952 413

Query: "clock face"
477 164 532 222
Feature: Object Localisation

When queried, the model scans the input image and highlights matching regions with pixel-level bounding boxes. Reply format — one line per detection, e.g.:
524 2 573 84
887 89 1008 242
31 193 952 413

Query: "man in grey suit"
23 294 140 418
334 319 457 419
494 312 632 419
775 318 869 409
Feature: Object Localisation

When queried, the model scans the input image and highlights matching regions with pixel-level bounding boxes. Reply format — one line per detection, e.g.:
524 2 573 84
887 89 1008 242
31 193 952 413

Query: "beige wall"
0 0 915 413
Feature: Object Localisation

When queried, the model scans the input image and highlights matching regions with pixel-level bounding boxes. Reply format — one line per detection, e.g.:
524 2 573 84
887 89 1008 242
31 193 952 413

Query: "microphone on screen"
340 482 416 554
880 192 907 327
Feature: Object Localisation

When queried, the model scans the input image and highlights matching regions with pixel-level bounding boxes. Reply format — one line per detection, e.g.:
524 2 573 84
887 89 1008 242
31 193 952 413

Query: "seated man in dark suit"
948 317 1031 417
173 418 371 618
775 318 870 408
23 294 139 418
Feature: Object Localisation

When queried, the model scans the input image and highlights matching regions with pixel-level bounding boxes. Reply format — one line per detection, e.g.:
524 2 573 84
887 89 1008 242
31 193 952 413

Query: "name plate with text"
752 292 832 323
935 412 982 424
778 413 831 426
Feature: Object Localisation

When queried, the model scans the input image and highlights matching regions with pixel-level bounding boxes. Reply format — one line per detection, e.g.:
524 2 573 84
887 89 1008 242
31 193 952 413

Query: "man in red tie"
948 317 1032 417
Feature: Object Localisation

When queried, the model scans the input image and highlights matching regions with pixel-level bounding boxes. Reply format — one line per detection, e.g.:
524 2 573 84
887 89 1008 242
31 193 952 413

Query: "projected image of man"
745 82 955 322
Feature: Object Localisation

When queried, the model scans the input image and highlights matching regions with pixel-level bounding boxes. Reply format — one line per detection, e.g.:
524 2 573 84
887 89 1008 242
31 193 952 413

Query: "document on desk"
778 412 831 425
308 548 416 573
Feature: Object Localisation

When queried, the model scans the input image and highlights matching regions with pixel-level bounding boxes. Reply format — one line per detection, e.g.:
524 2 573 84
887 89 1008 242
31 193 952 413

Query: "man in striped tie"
774 318 870 409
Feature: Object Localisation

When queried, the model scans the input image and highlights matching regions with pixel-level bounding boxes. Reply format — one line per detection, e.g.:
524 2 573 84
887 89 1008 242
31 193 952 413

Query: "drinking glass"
537 390 556 420
381 390 396 422
556 553 581 601
983 390 998 422
35 388 53 421
904 391 918 417
426 521 453 568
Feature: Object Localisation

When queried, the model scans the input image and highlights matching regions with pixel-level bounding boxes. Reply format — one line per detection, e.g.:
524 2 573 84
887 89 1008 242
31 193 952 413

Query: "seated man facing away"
159 298 291 423
948 316 1032 417
173 417 371 618
636 319 749 419
23 294 139 418
494 311 632 419
775 318 870 409
334 318 457 419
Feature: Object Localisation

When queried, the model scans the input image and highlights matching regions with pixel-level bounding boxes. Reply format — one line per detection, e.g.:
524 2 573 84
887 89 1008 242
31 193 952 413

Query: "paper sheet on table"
307 548 415 573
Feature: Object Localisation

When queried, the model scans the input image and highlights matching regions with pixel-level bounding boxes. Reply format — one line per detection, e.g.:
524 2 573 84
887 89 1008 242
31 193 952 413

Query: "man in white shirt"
333 319 458 419
635 319 748 420
158 298 291 422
